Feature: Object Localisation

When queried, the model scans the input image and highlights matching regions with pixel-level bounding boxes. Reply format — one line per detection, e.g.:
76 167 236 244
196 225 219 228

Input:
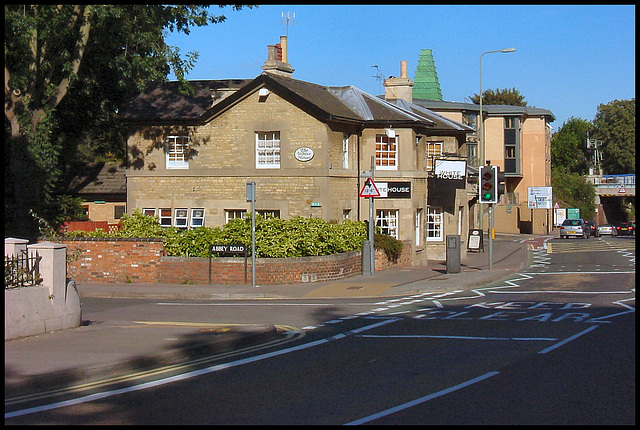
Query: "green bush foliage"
63 210 374 258
374 232 404 263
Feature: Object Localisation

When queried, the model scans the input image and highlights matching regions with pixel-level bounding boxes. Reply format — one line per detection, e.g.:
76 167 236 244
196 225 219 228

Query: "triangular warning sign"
360 178 381 198
619 186 627 194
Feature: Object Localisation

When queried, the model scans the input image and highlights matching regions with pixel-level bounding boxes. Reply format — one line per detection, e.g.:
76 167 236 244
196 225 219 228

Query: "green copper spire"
413 49 443 101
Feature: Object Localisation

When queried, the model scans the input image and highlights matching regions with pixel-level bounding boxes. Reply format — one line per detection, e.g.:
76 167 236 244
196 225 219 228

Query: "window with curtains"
167 135 189 169
256 131 281 168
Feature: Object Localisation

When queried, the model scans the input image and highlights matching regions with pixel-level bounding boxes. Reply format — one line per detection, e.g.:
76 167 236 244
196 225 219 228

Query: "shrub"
61 211 371 258
374 233 403 263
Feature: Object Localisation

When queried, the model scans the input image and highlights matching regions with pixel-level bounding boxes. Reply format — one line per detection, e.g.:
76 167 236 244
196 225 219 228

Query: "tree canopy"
470 87 527 106
4 5 254 239
593 99 635 175
551 169 596 221
551 117 594 175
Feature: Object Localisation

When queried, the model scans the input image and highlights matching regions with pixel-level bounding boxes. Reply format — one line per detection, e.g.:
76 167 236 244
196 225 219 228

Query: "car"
584 220 598 237
616 222 635 236
597 224 617 236
560 218 589 239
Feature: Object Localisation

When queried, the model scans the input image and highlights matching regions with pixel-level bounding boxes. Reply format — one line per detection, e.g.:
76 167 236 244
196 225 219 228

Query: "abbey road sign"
359 178 381 198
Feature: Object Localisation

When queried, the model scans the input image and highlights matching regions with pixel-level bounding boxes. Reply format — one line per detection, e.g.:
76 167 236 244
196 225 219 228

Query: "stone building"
121 39 474 265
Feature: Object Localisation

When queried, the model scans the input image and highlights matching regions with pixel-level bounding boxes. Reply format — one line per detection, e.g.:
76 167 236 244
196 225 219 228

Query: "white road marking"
5 318 400 419
345 371 501 425
537 325 599 354
487 290 633 294
358 334 557 341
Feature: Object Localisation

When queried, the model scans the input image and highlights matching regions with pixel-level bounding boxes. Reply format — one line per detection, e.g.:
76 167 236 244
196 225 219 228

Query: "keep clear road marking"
5 318 400 419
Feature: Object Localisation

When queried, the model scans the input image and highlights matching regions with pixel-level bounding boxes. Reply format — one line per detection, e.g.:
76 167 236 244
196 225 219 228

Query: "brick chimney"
262 36 294 77
384 60 413 103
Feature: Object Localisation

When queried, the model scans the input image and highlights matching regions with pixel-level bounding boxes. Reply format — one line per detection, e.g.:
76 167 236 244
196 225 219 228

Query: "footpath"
5 232 555 398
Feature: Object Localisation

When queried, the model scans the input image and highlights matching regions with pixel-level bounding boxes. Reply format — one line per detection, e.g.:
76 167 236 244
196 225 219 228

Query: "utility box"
446 235 461 274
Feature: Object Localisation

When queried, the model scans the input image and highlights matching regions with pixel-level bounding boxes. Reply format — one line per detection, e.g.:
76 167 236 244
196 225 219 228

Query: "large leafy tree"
551 169 596 221
550 117 594 175
5 5 253 239
592 98 635 174
470 87 527 106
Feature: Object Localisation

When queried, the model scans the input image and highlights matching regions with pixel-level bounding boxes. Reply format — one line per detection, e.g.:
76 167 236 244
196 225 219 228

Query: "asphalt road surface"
5 236 635 424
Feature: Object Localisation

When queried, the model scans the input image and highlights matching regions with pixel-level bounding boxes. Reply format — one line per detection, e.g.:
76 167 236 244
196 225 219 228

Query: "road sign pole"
369 156 376 274
247 182 257 287
359 157 380 276
489 203 494 270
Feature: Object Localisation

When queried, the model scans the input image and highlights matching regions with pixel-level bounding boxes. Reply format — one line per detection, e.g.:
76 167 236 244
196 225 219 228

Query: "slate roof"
121 73 472 134
120 79 252 123
413 98 556 122
67 161 126 200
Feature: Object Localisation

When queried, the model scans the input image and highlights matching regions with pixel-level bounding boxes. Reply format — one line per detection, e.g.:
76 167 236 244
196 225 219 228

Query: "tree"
592 99 635 174
5 5 253 239
551 169 596 221
470 87 527 106
551 117 594 175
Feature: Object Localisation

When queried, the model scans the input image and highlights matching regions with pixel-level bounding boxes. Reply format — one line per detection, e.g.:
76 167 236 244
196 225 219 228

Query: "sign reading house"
376 182 411 198
434 159 467 188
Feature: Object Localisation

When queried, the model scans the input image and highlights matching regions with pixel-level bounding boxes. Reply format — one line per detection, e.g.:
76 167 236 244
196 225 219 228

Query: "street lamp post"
478 48 516 232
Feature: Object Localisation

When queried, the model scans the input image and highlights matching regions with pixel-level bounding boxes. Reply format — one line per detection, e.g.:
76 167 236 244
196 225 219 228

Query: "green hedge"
63 210 403 261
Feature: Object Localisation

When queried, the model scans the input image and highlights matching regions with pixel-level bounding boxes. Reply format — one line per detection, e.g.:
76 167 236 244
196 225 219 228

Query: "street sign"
359 178 381 198
554 208 567 226
528 186 553 209
619 186 627 194
567 208 581 219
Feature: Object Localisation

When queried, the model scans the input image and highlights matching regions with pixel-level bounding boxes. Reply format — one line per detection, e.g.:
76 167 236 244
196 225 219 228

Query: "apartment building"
413 100 555 234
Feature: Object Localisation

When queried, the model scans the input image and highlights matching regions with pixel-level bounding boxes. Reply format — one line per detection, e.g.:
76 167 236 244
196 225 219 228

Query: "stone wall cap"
29 241 67 249
4 237 30 244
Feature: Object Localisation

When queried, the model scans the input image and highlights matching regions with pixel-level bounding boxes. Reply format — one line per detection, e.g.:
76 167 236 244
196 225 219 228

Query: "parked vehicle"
616 222 635 236
597 224 617 236
584 220 598 237
560 219 589 239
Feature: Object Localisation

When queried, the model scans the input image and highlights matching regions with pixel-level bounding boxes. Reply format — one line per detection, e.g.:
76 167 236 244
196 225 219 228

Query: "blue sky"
166 5 635 130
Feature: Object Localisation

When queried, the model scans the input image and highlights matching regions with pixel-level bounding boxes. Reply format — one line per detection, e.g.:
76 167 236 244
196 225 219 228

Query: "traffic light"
479 165 498 204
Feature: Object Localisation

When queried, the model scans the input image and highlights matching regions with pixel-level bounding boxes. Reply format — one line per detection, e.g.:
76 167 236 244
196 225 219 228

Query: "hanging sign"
434 160 467 180
359 178 381 198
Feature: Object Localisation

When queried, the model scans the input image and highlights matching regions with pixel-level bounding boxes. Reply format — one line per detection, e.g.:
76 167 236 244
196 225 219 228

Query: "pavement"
5 232 555 398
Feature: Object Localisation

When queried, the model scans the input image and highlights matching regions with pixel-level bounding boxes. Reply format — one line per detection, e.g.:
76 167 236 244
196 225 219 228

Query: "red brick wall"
62 239 412 285
63 238 165 283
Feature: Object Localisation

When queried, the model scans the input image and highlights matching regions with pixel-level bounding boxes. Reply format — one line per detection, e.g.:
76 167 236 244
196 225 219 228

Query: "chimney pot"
401 61 408 79
280 36 288 63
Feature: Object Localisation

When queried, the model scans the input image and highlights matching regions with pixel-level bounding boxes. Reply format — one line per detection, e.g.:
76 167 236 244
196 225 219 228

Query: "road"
5 236 635 424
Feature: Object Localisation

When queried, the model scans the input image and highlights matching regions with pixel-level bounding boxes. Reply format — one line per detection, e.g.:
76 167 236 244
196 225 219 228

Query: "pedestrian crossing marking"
548 239 635 254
